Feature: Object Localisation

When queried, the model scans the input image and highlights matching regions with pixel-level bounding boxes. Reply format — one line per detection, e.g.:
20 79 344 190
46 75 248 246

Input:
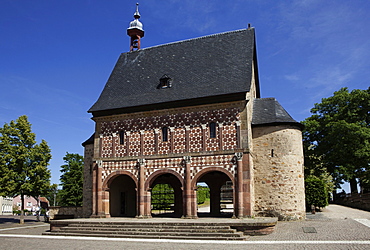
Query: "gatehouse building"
82 4 305 221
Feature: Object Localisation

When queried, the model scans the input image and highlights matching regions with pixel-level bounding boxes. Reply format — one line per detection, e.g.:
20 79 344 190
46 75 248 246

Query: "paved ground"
0 204 370 249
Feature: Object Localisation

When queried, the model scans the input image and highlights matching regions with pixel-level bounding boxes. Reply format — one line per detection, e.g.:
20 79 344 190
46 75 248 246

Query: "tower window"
119 131 125 145
209 122 217 138
162 127 168 142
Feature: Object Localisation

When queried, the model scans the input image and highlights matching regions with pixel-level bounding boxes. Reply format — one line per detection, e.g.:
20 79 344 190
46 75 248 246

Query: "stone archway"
146 169 184 217
105 172 137 217
192 167 234 217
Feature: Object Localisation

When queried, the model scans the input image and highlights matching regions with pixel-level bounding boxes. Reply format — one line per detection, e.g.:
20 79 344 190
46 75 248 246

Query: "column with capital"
183 156 194 218
96 160 105 217
235 152 244 218
137 158 146 217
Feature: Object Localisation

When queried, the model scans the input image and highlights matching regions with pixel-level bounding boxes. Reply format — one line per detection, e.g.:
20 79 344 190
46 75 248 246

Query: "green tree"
302 87 370 193
59 153 84 206
44 184 61 207
305 176 329 209
0 115 52 224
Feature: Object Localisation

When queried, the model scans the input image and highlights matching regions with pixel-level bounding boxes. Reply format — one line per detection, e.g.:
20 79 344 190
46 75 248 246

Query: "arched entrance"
148 172 183 217
194 169 234 217
108 174 137 217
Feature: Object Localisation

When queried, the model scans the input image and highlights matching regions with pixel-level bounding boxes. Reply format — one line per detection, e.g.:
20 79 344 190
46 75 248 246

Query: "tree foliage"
305 176 328 209
151 184 174 210
197 186 210 204
302 87 370 193
0 115 52 223
59 153 84 206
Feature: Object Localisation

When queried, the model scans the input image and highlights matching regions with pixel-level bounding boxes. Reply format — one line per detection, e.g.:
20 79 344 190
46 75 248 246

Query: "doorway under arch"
149 173 183 217
109 174 137 217
195 170 234 217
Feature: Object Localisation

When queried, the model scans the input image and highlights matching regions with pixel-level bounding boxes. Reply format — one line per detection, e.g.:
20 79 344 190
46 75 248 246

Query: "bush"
305 176 328 210
197 186 210 204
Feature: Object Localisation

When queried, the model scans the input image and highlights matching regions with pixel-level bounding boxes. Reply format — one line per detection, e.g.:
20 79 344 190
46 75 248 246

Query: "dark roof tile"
89 29 258 114
252 98 303 128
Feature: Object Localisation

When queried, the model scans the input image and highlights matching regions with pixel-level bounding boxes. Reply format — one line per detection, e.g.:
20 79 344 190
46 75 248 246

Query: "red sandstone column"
96 160 104 216
235 152 244 218
103 189 110 217
183 156 193 218
137 158 146 218
242 153 252 216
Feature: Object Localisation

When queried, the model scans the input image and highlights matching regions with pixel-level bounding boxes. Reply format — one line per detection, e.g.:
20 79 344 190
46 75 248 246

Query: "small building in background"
0 196 13 215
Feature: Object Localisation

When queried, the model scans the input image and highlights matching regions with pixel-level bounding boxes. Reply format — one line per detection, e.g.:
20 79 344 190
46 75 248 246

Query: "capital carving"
137 158 146 165
235 121 241 127
183 156 192 164
97 160 103 168
234 152 243 161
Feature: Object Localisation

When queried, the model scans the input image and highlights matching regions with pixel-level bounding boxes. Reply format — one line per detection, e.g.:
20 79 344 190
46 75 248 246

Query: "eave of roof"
252 98 304 129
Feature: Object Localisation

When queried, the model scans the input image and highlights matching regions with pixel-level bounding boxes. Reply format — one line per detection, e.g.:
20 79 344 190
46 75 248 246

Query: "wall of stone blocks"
82 143 94 217
252 125 305 220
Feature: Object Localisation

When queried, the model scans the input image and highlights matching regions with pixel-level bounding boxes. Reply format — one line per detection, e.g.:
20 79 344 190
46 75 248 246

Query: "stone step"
44 231 248 241
62 226 238 233
57 228 244 237
67 223 232 230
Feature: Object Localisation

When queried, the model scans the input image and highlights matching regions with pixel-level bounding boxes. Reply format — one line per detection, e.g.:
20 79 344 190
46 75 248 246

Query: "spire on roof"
133 2 140 19
127 3 144 51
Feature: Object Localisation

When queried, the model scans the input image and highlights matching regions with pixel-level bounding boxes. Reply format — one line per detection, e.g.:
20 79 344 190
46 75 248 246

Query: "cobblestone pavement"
0 205 370 249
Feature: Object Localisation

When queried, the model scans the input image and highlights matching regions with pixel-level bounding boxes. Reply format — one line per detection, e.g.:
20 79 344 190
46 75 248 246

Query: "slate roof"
82 133 94 146
89 28 259 116
252 98 303 128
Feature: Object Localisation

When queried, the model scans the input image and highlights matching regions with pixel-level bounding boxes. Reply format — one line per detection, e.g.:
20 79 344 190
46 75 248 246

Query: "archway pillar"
137 158 147 218
183 156 196 218
102 189 110 218
235 152 252 218
91 160 106 218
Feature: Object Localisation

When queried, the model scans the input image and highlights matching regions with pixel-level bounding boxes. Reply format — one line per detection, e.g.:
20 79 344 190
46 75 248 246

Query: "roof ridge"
125 28 251 55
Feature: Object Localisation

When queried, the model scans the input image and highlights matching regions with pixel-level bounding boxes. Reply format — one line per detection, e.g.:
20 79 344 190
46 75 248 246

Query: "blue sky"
1 0 369 190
